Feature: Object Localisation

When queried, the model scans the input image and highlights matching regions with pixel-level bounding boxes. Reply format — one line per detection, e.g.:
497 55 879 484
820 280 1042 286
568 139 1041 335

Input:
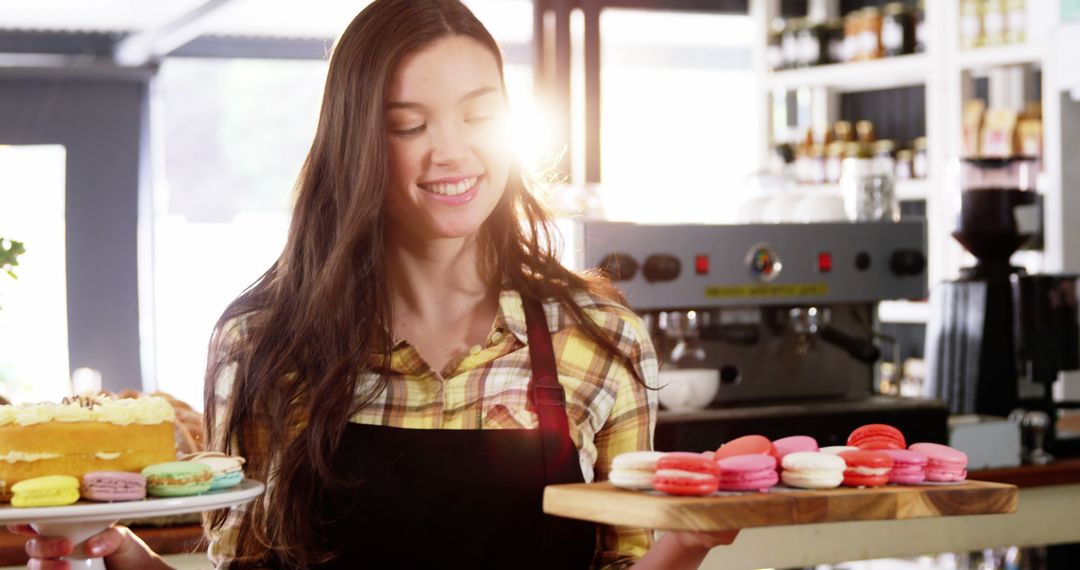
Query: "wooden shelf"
956 42 1044 71
765 54 929 93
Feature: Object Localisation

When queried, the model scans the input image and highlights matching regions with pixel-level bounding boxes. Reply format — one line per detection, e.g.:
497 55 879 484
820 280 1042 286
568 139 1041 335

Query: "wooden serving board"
543 480 1017 531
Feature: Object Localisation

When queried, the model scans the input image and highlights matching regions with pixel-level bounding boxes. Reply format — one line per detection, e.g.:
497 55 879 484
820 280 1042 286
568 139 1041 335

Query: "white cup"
658 369 720 412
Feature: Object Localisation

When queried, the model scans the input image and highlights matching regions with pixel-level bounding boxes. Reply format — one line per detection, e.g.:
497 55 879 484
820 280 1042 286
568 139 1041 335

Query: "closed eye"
392 124 426 137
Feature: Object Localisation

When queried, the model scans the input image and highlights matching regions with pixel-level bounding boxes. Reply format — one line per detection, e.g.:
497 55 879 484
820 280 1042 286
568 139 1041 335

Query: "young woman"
17 1 737 568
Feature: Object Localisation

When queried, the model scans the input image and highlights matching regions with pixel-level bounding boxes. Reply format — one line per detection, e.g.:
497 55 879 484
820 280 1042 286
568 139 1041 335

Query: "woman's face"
384 35 511 244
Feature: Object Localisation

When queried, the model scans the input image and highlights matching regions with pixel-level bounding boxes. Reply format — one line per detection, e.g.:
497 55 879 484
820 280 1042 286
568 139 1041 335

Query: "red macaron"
654 452 720 496
838 450 894 487
714 435 776 461
847 424 906 450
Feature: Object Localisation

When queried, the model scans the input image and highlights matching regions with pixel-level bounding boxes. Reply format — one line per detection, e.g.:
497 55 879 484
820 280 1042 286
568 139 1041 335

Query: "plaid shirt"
206 289 659 569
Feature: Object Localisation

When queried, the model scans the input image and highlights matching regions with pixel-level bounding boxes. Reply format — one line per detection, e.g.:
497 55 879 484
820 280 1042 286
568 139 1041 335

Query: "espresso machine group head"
574 220 945 449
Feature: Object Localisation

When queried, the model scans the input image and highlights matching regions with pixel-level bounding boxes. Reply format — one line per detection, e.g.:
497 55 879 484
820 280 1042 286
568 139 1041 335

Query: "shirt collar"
495 290 531 346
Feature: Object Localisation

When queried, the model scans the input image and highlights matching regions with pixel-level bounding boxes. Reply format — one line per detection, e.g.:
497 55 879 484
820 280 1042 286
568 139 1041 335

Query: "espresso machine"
575 220 948 451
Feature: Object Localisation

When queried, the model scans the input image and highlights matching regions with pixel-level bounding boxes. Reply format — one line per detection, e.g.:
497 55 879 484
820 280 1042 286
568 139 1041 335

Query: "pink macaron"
880 449 928 484
716 454 779 492
654 452 720 496
81 471 147 502
909 443 968 482
714 435 776 461
772 435 819 460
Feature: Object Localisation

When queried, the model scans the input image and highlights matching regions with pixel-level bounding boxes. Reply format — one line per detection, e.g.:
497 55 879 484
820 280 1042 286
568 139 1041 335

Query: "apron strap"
522 296 578 484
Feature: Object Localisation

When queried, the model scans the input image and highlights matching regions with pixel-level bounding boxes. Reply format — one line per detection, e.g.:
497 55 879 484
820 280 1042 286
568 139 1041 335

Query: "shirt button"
468 344 482 354
490 331 503 344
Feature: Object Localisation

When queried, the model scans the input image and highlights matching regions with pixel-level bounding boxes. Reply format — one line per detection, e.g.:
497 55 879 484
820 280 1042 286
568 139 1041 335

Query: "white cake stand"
0 479 264 570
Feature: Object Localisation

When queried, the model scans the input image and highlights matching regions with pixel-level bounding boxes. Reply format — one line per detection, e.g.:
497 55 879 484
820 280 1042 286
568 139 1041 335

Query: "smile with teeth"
419 177 478 196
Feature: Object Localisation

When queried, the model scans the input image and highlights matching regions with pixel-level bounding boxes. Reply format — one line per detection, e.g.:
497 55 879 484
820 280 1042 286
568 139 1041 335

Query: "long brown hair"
203 1 636 567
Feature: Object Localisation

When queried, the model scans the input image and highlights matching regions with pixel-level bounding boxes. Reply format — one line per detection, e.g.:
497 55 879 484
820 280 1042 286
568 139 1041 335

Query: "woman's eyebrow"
386 86 499 111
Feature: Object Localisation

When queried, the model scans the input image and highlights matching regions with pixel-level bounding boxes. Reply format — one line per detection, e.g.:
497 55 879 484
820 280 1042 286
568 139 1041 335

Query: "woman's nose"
429 125 467 165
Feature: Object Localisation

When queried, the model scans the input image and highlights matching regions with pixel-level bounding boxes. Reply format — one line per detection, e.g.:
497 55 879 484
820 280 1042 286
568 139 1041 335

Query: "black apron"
310 298 597 569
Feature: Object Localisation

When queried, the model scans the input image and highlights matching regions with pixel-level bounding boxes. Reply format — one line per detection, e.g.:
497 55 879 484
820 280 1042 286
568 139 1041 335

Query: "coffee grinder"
926 157 1080 458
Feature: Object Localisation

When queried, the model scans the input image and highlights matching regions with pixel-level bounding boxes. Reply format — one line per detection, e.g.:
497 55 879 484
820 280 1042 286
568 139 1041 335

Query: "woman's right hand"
8 524 172 570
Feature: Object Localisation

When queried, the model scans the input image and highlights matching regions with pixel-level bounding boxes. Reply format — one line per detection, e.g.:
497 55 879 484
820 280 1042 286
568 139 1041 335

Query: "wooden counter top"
970 457 1080 488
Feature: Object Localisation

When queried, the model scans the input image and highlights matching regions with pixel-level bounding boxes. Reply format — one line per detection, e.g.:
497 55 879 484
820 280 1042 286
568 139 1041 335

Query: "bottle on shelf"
896 149 915 180
960 0 984 49
841 138 899 223
860 7 884 60
883 2 917 57
982 0 1008 46
783 18 804 69
915 0 927 52
767 19 784 71
913 137 929 179
1005 0 1026 45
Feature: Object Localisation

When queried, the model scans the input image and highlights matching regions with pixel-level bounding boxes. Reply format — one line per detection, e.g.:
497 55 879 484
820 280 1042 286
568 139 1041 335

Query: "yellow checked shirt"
206 289 659 569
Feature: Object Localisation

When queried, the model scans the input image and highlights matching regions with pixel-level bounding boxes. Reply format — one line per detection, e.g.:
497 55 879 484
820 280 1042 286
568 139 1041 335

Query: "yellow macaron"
11 475 80 507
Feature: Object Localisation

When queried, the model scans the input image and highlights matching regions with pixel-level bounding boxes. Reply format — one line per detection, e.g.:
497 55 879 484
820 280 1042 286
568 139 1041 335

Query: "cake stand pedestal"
0 479 264 570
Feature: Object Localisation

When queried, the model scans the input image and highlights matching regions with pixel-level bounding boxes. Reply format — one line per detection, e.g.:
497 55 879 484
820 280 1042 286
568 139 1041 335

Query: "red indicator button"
695 254 709 275
817 252 832 273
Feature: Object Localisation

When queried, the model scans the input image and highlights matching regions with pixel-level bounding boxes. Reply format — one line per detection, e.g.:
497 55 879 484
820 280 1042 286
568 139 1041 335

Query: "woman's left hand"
668 529 740 551
630 529 740 569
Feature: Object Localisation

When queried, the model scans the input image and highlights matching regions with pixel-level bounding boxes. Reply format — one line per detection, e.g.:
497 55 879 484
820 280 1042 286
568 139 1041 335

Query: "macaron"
11 475 80 508
714 435 776 461
654 452 720 496
780 451 845 489
183 451 246 490
880 449 928 485
837 450 894 487
81 471 147 502
909 443 968 482
142 461 213 497
716 454 779 492
820 445 860 455
848 424 906 450
609 451 666 491
772 435 819 460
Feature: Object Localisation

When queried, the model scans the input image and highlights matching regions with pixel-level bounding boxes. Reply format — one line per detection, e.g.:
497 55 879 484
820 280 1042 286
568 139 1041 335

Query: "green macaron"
141 461 213 497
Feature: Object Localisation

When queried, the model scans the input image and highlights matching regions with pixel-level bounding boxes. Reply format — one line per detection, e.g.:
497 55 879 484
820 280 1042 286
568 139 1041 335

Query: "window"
0 145 70 402
595 9 758 223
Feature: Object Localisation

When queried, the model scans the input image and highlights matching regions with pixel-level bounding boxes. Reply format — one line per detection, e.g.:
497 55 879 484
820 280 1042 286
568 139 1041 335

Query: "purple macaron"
82 471 147 502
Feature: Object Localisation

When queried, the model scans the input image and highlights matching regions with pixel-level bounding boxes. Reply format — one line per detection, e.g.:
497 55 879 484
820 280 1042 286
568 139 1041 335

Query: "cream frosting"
0 451 61 463
0 396 176 427
95 452 122 460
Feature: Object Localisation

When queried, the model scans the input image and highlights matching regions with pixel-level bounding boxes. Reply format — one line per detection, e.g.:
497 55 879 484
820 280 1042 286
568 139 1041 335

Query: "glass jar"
844 11 864 62
825 141 846 183
782 18 803 69
915 0 927 52
895 149 914 180
767 20 785 71
826 18 845 64
798 21 827 67
982 0 1007 46
861 7 884 60
809 144 826 184
882 2 916 56
1005 0 1026 44
872 139 897 177
960 0 984 49
841 153 899 222
913 137 929 179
